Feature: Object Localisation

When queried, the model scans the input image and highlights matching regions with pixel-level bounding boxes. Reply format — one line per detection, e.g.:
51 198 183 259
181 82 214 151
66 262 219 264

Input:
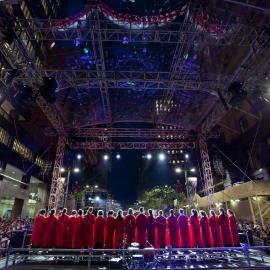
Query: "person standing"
146 209 156 247
189 209 201 247
178 208 189 248
124 208 136 247
227 209 240 246
31 209 46 247
84 207 96 248
56 208 70 248
208 210 220 247
43 209 58 248
105 210 116 248
115 209 125 249
156 210 166 248
218 208 233 247
167 209 179 248
72 209 85 248
136 207 147 248
199 210 210 247
94 210 106 248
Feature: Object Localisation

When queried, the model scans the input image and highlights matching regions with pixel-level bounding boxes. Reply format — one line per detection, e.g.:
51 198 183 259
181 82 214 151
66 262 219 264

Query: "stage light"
77 154 82 160
146 153 152 160
165 185 168 188
190 167 196 172
175 167 182 174
49 41 55 48
122 36 129 45
73 167 80 173
183 52 189 60
75 37 81 47
235 199 240 202
83 47 89 54
86 185 89 188
94 185 98 189
103 154 109 160
158 153 166 161
60 168 65 172
95 196 100 201
185 153 189 159
180 150 183 153
116 154 121 159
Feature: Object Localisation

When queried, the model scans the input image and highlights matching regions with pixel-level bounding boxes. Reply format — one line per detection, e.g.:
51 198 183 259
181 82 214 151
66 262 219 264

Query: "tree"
137 186 186 212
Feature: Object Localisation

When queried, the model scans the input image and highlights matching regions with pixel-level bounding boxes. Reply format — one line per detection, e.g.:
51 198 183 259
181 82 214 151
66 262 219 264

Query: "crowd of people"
31 207 240 249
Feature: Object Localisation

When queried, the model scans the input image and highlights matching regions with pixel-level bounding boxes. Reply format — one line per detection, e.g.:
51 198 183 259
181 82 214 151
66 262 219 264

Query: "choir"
30 207 240 249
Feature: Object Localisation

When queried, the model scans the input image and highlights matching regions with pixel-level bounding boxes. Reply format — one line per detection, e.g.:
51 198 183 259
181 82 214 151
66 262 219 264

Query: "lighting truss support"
70 141 195 150
198 135 215 210
48 135 66 210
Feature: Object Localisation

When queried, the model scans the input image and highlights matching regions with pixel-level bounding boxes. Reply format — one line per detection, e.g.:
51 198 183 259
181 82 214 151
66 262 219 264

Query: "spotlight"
95 196 100 201
83 47 89 54
190 167 196 172
116 154 121 159
77 154 82 160
60 168 65 173
185 154 189 159
165 185 168 188
49 41 55 48
146 153 152 160
175 167 182 173
122 36 129 45
94 185 98 189
75 37 81 47
73 167 80 173
158 153 166 161
86 185 89 188
103 154 109 160
180 150 183 153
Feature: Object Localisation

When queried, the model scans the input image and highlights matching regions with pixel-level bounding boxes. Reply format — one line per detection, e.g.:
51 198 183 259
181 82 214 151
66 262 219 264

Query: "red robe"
156 215 166 248
105 216 116 248
208 215 220 247
178 214 189 247
124 214 136 247
189 215 201 247
56 213 70 248
146 215 156 247
43 215 58 248
72 215 85 248
84 213 96 248
136 213 147 247
218 214 233 247
167 215 179 247
228 214 240 246
199 216 210 247
115 217 125 248
31 214 46 247
68 215 77 248
94 216 106 248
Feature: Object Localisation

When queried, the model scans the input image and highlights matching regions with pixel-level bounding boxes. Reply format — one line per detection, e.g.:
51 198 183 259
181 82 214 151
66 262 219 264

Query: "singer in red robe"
72 209 85 248
56 208 70 248
31 209 46 247
218 208 233 247
156 210 166 248
136 207 147 248
167 209 179 248
105 210 116 248
84 207 96 248
208 210 220 247
95 210 106 248
199 210 210 247
115 209 125 249
146 209 156 247
178 208 189 248
68 210 77 248
43 209 58 248
227 209 240 246
124 208 136 247
189 209 201 247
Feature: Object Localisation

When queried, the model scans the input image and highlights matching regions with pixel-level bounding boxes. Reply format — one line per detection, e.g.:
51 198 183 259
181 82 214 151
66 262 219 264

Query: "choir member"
56 208 70 248
115 209 125 249
156 210 166 248
208 210 220 247
136 207 147 248
95 210 106 249
167 209 179 248
72 209 85 248
68 210 77 248
199 210 210 247
189 209 201 247
84 207 96 248
31 209 46 247
105 210 116 249
146 209 156 247
218 208 233 247
178 208 189 248
124 208 136 247
227 209 240 246
43 208 58 248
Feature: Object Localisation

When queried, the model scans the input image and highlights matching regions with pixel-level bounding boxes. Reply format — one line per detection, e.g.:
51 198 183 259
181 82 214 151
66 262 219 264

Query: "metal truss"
10 19 269 46
48 135 66 210
88 7 112 124
198 135 215 210
70 141 195 150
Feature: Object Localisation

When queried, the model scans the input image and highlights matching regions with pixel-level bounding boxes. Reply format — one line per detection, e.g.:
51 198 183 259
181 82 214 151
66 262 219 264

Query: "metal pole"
256 196 264 227
248 197 256 224
63 169 71 208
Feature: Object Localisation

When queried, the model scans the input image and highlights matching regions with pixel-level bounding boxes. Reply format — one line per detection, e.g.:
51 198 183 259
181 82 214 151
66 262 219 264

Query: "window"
239 117 249 134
